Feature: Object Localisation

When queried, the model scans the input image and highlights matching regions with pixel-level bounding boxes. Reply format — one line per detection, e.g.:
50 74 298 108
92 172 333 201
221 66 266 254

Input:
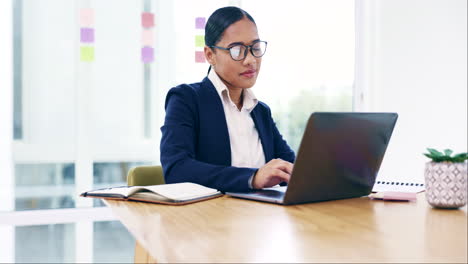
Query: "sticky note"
195 35 204 47
142 12 154 28
195 17 206 29
80 46 94 62
80 8 94 27
80 28 94 43
142 47 154 63
142 29 153 46
195 51 205 63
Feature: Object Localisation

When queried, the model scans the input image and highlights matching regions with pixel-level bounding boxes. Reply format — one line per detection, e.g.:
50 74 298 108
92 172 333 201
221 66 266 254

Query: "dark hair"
205 6 256 74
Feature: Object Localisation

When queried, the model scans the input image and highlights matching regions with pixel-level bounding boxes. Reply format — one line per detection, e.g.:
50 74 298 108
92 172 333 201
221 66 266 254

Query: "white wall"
357 0 467 182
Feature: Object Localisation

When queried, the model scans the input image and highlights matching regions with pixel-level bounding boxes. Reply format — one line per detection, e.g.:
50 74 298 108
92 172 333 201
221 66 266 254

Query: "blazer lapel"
251 108 273 162
198 78 231 165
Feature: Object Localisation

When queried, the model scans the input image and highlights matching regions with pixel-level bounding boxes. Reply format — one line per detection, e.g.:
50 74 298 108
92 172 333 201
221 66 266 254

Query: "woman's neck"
214 71 244 109
228 88 244 110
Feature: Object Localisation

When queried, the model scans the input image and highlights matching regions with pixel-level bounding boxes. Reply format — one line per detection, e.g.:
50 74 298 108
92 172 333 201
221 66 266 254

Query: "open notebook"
80 182 223 205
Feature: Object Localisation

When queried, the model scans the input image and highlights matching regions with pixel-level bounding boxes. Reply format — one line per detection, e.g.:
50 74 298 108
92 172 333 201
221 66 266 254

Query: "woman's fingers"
271 159 294 174
272 168 291 182
253 160 294 189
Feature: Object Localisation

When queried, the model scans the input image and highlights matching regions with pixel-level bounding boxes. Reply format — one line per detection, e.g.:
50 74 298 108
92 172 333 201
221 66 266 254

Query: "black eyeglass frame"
210 41 268 61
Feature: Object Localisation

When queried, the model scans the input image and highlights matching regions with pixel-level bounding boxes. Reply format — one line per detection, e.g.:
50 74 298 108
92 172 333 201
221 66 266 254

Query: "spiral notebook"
372 180 425 193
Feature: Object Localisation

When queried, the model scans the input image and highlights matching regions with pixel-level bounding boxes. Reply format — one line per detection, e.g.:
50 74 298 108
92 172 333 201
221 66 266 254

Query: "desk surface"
104 193 467 263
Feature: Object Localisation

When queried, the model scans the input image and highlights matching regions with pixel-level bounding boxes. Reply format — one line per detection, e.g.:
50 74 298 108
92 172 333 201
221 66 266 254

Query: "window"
243 0 355 151
2 0 355 262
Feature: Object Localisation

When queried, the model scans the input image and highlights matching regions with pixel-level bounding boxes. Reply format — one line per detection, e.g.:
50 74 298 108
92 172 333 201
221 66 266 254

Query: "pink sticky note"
195 51 206 63
141 29 153 46
80 28 94 43
142 47 154 63
142 12 154 28
195 17 206 29
80 8 94 27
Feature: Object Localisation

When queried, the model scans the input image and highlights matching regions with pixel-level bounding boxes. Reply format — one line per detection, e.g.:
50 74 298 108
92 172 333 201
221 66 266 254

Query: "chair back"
127 165 165 186
127 165 163 263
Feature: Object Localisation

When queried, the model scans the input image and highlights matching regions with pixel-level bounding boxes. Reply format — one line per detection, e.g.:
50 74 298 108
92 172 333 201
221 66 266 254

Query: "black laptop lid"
283 112 398 205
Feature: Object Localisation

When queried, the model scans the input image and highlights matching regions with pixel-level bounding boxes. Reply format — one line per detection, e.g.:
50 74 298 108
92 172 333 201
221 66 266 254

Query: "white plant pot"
424 161 467 209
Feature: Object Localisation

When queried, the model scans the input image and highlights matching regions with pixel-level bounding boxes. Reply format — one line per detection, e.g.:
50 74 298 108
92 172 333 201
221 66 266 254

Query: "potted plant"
424 148 467 209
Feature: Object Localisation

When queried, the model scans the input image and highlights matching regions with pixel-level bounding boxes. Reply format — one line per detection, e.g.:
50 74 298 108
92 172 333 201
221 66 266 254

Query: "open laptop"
226 112 398 205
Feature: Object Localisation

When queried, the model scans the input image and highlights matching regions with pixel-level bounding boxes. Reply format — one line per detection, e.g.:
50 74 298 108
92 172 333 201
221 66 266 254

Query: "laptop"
226 112 398 205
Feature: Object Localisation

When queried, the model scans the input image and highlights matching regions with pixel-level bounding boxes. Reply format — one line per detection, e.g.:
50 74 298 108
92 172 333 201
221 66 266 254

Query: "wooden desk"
104 193 467 263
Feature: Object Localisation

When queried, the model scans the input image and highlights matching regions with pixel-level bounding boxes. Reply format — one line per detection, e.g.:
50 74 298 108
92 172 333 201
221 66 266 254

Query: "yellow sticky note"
195 35 205 47
80 46 94 62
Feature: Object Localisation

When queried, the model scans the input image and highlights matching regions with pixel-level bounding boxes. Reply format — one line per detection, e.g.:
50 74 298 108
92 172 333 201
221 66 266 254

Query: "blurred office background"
0 0 465 263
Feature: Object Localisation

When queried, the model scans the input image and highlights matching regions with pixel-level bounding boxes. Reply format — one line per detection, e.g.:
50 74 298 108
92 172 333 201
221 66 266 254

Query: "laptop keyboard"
251 188 286 199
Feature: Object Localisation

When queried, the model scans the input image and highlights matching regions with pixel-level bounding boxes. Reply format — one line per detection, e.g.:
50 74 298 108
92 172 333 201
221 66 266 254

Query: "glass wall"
92 221 135 263
243 0 355 151
171 0 355 152
2 0 354 262
11 221 134 263
11 0 353 211
15 224 75 263
15 163 75 211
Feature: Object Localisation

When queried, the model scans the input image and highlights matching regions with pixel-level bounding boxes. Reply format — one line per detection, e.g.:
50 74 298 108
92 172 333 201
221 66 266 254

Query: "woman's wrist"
249 169 259 189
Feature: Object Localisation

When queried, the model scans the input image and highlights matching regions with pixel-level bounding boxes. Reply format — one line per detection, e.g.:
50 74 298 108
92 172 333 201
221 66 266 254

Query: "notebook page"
130 191 170 201
85 186 142 197
142 182 220 200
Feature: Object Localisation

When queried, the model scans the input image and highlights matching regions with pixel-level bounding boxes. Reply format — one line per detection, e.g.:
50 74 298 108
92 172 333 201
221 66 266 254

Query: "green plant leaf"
452 153 468 162
427 148 443 157
423 151 433 157
424 153 433 159
444 149 453 157
424 148 467 163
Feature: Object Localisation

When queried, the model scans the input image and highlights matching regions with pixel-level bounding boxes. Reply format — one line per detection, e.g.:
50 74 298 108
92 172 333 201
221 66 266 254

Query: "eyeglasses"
210 41 267 61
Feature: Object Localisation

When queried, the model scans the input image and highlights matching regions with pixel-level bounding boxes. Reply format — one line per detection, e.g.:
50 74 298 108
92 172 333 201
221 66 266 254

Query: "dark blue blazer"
160 77 295 192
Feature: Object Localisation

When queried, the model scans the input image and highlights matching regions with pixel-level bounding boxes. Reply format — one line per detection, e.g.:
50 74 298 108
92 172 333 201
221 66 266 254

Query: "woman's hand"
252 159 294 189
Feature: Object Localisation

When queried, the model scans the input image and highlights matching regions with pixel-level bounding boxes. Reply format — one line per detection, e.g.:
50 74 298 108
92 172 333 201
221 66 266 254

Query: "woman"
160 6 295 192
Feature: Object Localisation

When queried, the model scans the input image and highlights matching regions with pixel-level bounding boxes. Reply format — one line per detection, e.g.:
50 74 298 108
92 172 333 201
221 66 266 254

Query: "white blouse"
208 70 266 172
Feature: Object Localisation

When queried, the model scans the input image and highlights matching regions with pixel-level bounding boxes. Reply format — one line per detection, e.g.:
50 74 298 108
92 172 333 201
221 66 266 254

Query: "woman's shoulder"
254 100 272 114
165 78 215 108
168 77 211 95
